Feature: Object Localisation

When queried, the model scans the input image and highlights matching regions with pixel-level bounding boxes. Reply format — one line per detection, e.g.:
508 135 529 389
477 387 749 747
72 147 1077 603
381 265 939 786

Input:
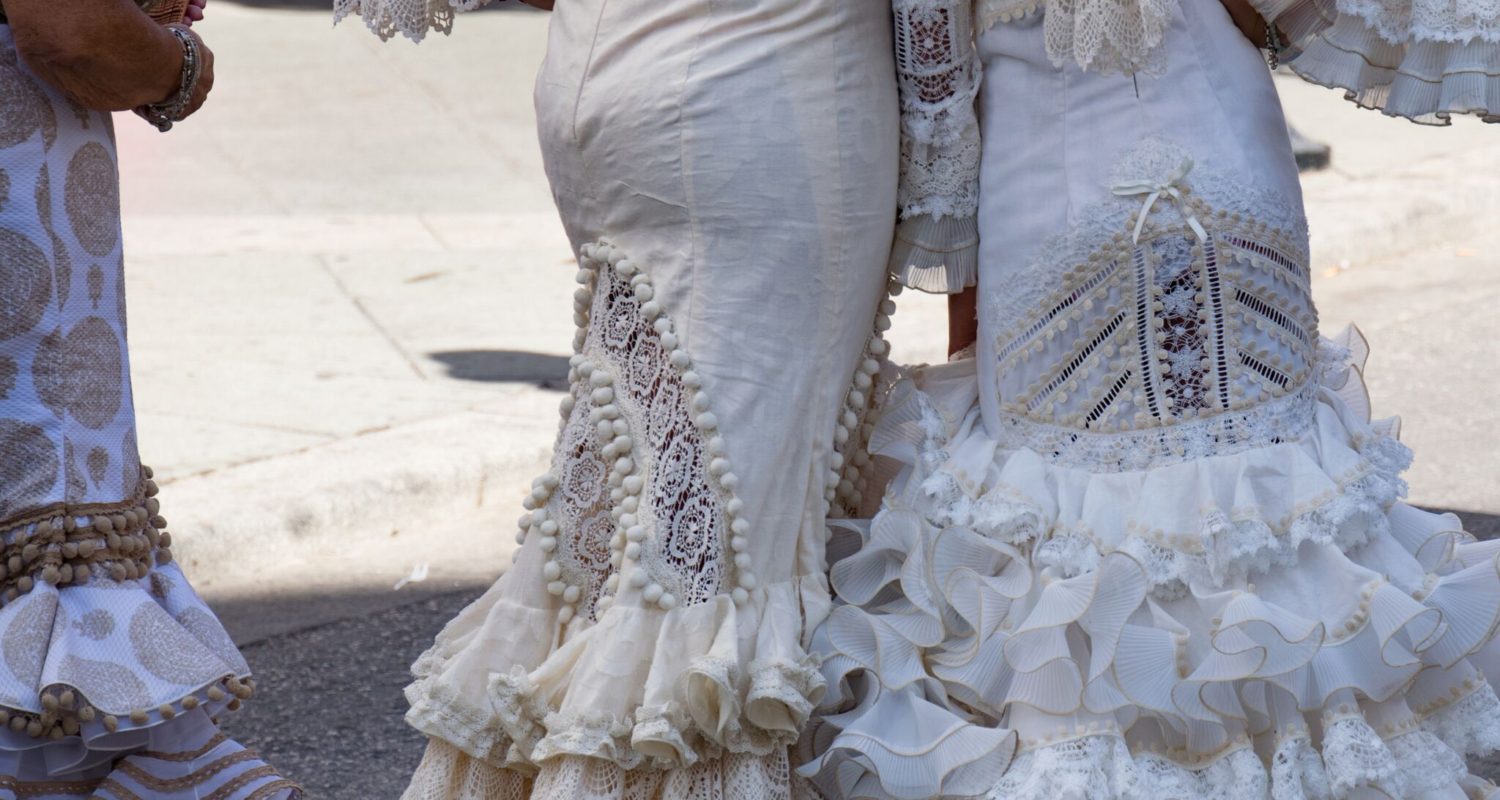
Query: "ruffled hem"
0 487 264 780
404 737 822 800
796 327 1500 798
889 215 979 295
52 709 299 800
1268 0 1500 124
405 574 830 776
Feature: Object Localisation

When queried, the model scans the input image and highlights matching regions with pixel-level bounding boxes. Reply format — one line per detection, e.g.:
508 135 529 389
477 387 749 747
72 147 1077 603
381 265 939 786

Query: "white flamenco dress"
799 1 1500 798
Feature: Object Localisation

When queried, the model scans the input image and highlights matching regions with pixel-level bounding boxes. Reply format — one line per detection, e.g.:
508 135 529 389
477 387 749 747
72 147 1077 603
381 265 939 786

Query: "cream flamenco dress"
333 0 902 798
798 0 1500 798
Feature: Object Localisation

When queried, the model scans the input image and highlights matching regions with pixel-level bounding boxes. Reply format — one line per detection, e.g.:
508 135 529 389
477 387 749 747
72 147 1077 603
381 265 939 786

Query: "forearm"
948 286 978 357
8 0 182 111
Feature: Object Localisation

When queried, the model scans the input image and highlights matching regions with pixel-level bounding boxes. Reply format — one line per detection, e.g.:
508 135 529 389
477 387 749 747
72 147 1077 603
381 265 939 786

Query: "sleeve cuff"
889 214 979 294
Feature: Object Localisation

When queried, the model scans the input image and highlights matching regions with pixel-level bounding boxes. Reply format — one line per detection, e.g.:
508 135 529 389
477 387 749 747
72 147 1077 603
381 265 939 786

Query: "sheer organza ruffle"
1265 0 1500 124
796 329 1500 799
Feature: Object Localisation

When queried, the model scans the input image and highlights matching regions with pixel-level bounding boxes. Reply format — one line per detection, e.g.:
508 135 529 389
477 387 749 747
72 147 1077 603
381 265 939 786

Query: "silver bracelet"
1264 17 1284 70
140 25 202 133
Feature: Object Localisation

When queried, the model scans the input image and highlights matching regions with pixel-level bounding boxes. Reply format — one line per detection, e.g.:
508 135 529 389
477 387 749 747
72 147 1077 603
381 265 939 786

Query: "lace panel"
987 139 1317 471
588 259 727 608
893 0 983 220
517 242 758 621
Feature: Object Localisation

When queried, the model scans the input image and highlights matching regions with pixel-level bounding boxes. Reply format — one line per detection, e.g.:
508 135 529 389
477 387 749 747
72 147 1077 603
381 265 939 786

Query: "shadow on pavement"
428 349 570 388
1449 509 1500 540
213 582 489 800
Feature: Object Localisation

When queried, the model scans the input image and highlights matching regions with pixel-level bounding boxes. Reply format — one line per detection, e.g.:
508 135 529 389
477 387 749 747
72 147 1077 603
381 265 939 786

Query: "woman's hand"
1219 0 1271 47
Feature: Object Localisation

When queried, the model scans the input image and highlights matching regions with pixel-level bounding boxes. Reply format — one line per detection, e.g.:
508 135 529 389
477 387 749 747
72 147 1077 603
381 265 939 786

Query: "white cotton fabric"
376 0 902 797
799 3 1500 799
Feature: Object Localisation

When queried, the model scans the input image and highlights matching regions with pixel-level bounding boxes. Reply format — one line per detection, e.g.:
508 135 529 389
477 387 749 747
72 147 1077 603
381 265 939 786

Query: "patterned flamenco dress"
0 25 298 800
797 0 1500 798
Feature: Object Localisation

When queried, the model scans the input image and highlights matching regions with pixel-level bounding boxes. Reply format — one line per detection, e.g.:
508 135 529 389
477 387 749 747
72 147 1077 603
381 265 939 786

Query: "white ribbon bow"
1110 156 1208 244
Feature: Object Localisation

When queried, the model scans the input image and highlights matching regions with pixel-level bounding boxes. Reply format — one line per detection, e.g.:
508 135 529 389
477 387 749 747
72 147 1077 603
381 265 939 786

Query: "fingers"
185 0 207 25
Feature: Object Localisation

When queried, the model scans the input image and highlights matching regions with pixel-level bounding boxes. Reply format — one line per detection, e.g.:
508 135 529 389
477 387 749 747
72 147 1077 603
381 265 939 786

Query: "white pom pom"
547 581 566 596
670 349 691 369
709 458 731 477
731 536 749 553
732 588 749 605
738 573 758 591
563 585 581 603
592 387 615 405
643 583 664 603
734 553 752 569
696 413 719 431
543 561 562 580
624 542 642 560
731 518 750 536
626 526 647 543
623 475 645 495
539 536 558 553
558 605 576 624
720 472 739 490
630 571 650 589
681 370 702 388
658 593 677 610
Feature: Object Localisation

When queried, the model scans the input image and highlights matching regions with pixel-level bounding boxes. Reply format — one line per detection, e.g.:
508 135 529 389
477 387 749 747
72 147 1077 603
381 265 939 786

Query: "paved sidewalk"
112 4 1500 793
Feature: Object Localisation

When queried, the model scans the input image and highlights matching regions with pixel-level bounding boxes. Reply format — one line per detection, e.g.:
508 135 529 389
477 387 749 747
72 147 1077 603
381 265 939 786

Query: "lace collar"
976 0 1175 75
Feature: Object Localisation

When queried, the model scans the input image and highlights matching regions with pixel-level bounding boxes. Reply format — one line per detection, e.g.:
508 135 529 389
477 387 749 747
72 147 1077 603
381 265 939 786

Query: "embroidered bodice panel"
984 141 1316 471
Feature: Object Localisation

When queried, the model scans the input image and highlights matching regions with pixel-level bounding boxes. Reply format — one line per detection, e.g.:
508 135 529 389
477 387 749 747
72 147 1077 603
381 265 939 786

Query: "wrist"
144 24 185 106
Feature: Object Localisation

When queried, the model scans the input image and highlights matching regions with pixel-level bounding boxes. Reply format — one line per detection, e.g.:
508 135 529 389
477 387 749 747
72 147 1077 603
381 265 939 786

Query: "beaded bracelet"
139 24 202 133
1263 16 1285 69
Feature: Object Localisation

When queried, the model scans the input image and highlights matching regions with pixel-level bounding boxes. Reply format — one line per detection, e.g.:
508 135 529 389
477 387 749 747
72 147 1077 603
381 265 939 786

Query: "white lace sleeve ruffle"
1259 0 1500 123
892 0 983 291
978 0 1177 74
332 0 497 43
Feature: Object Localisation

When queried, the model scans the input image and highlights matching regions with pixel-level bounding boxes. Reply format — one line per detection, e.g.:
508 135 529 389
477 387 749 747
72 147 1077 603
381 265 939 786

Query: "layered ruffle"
797 328 1500 799
1264 0 1500 124
889 215 979 295
403 557 832 797
405 737 827 800
0 491 291 797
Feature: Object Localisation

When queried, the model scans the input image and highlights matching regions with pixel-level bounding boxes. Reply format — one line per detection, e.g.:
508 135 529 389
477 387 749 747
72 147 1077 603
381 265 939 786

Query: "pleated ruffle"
1268 0 1500 124
797 327 1500 799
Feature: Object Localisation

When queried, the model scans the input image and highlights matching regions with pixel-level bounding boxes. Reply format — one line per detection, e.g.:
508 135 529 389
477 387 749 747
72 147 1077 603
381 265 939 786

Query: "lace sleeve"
1256 0 1500 124
891 0 982 293
332 0 498 43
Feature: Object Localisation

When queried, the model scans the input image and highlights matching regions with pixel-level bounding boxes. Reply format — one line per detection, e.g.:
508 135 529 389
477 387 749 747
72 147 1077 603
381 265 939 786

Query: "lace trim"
1335 0 1500 44
331 0 496 44
977 0 1176 74
893 0 983 220
514 241 761 622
